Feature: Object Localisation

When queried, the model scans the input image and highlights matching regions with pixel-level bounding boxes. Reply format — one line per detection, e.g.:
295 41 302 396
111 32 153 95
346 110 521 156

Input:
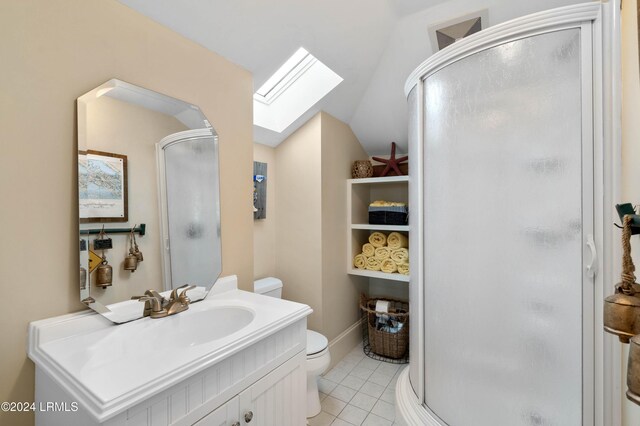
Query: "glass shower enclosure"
157 129 222 291
404 4 606 425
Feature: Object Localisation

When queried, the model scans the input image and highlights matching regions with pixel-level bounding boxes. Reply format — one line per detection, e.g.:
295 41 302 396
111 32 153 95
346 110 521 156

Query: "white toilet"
253 277 331 418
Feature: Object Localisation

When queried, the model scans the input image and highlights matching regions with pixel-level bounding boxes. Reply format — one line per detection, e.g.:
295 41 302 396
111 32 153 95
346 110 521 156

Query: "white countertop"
28 276 312 422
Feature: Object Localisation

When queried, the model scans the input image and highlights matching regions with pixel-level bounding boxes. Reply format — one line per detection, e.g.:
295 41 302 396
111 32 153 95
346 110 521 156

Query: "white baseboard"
327 320 363 370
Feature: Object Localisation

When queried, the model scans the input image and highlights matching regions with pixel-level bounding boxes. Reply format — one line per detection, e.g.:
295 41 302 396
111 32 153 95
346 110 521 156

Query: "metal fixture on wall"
253 161 267 220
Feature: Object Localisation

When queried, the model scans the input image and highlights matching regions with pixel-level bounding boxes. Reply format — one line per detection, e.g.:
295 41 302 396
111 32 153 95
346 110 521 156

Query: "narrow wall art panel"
253 161 267 220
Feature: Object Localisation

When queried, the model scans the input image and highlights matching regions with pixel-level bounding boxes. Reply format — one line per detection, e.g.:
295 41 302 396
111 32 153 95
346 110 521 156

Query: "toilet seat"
306 330 328 358
307 346 329 360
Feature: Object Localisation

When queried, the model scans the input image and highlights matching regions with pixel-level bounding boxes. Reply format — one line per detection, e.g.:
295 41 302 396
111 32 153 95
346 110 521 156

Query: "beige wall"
622 0 640 424
275 114 324 331
273 111 368 340
320 113 369 341
84 96 188 305
0 1 253 425
253 143 277 279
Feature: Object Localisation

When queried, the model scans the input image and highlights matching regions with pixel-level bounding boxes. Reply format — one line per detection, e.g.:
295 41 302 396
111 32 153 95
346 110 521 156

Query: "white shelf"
351 224 409 232
348 175 409 185
347 174 410 284
348 268 410 282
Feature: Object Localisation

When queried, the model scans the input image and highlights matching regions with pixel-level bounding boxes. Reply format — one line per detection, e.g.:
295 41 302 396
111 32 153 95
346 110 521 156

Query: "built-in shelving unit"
347 175 409 283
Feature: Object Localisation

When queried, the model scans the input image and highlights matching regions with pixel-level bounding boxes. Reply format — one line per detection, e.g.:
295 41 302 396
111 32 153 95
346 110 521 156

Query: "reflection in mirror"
78 79 222 323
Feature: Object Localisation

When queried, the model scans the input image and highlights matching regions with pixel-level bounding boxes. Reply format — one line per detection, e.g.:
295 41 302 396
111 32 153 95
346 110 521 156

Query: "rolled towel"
387 232 408 249
365 257 382 271
353 254 366 269
381 258 398 273
390 248 409 264
362 243 375 258
374 247 391 260
397 262 409 275
369 232 387 248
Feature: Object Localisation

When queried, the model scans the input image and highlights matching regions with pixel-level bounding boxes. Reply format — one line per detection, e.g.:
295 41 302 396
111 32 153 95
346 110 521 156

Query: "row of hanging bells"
95 226 144 288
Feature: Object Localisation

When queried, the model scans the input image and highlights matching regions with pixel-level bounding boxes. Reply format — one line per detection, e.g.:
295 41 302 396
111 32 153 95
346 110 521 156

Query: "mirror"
77 79 222 323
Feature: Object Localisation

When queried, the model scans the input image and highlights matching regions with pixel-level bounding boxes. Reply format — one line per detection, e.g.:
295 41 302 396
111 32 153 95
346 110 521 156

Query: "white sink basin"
171 306 255 346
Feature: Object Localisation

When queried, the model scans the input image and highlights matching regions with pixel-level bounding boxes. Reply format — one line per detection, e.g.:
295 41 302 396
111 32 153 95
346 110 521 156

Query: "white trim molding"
404 2 602 96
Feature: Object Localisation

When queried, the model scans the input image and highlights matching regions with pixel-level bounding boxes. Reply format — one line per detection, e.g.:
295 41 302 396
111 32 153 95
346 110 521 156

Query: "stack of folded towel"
353 231 409 275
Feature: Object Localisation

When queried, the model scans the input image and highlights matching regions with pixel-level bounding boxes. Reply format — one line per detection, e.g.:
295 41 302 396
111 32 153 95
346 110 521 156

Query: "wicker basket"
360 295 409 359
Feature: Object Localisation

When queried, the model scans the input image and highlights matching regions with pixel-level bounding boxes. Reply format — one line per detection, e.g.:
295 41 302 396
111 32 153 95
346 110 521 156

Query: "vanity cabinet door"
238 351 306 426
193 396 239 426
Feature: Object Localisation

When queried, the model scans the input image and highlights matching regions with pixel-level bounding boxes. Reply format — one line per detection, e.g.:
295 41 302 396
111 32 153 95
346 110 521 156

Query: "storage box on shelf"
347 176 409 282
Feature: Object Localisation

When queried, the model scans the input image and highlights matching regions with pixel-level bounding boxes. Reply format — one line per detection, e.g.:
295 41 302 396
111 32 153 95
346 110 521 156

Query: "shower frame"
156 128 222 292
397 2 622 425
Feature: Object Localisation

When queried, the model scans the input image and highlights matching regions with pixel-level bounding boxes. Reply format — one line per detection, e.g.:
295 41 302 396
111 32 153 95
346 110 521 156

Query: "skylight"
253 47 343 133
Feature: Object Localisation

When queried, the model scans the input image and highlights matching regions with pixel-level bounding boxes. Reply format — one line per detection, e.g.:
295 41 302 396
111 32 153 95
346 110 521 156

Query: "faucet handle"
137 296 168 318
178 285 196 304
169 284 189 302
145 289 166 306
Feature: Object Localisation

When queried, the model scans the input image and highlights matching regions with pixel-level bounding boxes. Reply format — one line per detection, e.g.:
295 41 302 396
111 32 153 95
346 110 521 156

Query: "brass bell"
124 249 138 272
96 256 113 288
628 334 640 405
603 287 640 343
604 215 640 343
134 248 143 262
80 266 87 290
132 227 143 262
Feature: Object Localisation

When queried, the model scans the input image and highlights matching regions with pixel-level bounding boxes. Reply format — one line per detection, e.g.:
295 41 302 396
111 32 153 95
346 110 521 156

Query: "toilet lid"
307 330 328 355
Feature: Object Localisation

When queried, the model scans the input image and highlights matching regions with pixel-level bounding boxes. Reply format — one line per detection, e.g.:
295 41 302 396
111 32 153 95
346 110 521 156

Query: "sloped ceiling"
118 0 588 155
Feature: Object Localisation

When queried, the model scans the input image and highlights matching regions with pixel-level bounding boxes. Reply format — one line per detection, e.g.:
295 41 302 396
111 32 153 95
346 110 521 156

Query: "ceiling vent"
429 10 488 52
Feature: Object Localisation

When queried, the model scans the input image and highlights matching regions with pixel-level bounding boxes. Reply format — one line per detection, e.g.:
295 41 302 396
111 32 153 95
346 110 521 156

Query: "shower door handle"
586 234 598 278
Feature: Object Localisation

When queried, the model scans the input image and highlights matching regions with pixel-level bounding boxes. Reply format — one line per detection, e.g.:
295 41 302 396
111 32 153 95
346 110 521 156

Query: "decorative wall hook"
615 203 640 235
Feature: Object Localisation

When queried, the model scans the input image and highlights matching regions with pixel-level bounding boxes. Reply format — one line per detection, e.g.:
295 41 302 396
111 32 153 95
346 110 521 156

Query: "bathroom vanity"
28 276 312 425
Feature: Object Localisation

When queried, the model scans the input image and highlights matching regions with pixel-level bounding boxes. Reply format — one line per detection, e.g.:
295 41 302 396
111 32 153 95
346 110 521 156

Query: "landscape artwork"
79 150 128 222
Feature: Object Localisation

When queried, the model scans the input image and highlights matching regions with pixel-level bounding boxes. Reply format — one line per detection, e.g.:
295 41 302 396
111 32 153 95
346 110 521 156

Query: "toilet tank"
253 277 283 298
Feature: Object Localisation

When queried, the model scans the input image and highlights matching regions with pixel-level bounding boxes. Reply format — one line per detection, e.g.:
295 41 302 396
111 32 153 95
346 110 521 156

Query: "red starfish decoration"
372 142 408 177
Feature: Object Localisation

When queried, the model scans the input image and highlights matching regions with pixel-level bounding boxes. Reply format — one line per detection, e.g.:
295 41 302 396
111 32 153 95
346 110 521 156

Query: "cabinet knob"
244 410 254 423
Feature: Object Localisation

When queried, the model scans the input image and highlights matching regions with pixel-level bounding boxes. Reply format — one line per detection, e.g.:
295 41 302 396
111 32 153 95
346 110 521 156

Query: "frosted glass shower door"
162 134 221 289
423 29 591 425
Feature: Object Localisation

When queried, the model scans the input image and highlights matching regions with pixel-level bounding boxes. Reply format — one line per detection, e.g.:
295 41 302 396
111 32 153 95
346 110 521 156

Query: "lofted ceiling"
117 0 587 154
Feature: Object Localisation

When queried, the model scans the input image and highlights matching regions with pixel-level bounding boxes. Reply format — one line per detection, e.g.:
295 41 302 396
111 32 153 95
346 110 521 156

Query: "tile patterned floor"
308 343 406 426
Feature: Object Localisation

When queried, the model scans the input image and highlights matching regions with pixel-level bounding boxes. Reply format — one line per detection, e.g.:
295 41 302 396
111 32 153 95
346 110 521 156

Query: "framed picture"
79 150 128 223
